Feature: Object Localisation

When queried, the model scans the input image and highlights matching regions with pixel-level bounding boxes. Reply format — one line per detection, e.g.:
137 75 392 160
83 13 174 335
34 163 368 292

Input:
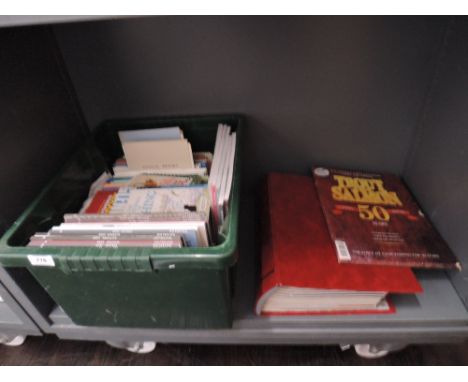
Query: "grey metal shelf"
0 16 121 28
34 196 468 346
1 17 467 350
0 278 41 338
46 278 468 345
0 300 22 326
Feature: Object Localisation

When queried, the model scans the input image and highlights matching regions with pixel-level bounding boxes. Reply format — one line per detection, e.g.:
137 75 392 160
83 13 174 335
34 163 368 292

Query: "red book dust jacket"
255 173 422 316
313 167 461 269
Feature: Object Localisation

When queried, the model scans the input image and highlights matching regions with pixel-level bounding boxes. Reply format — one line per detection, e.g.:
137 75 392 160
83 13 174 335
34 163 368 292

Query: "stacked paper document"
208 124 237 227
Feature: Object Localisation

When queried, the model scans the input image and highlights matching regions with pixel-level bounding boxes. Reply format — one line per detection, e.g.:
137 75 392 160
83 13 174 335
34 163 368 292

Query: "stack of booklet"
208 124 237 227
28 124 236 249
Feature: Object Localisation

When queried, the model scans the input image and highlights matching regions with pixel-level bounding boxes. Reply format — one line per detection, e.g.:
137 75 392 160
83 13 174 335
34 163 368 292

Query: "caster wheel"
354 344 390 359
1 335 26 347
126 341 156 354
106 340 156 354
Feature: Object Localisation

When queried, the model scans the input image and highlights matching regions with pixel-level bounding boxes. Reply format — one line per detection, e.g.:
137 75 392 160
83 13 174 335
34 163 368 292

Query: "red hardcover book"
313 167 461 269
84 190 116 214
255 173 422 316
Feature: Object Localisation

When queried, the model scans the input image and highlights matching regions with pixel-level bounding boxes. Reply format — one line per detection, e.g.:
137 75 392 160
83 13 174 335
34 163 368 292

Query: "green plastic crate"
0 114 242 329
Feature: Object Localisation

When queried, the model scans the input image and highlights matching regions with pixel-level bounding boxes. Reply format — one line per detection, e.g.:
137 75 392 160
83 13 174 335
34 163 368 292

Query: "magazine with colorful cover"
98 174 208 191
111 153 209 178
64 211 208 223
108 186 210 215
313 167 461 269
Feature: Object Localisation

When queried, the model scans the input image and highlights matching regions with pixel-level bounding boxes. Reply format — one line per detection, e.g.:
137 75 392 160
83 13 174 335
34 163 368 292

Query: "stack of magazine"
28 124 236 249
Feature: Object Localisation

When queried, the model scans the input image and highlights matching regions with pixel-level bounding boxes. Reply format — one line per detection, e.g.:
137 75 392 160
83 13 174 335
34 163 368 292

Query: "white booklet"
118 127 183 142
219 132 236 215
122 139 195 170
208 124 229 226
208 124 236 227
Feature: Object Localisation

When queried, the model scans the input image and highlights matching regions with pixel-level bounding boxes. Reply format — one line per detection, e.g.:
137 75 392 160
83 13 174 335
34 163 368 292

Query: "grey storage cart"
0 267 42 346
0 16 468 357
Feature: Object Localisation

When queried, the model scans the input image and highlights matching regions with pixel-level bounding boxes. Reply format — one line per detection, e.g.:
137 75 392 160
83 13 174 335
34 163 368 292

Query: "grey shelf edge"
48 305 468 345
0 301 22 326
0 16 124 28
5 195 468 345
0 267 49 333
46 271 468 345
42 196 468 346
0 277 41 337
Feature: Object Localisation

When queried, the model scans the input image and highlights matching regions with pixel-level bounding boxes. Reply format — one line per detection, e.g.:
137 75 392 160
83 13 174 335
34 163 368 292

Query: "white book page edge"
223 132 236 205
211 124 228 189
118 126 182 143
213 125 230 221
218 133 233 209
208 124 225 186
208 124 229 226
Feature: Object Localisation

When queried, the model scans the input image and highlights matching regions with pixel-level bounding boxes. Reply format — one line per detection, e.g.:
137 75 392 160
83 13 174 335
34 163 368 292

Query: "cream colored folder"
122 139 195 170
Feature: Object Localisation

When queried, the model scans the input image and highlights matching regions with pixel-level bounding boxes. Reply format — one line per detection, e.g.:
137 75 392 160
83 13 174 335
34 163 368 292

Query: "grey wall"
54 16 447 192
404 18 468 306
0 26 87 234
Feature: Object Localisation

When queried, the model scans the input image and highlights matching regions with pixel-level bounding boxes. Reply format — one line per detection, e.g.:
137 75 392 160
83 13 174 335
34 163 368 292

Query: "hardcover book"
313 167 461 269
255 173 422 316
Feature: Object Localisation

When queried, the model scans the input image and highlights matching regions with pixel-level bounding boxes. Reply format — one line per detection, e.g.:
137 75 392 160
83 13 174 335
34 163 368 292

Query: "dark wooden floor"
1 335 468 365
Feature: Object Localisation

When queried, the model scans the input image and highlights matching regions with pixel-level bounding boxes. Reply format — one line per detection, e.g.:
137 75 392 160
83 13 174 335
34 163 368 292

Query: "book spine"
50 226 202 247
29 238 183 249
32 232 181 241
64 211 208 223
113 167 207 177
255 178 280 315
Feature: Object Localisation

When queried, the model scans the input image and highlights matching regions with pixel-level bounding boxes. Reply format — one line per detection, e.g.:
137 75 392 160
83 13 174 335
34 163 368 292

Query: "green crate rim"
0 114 242 272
